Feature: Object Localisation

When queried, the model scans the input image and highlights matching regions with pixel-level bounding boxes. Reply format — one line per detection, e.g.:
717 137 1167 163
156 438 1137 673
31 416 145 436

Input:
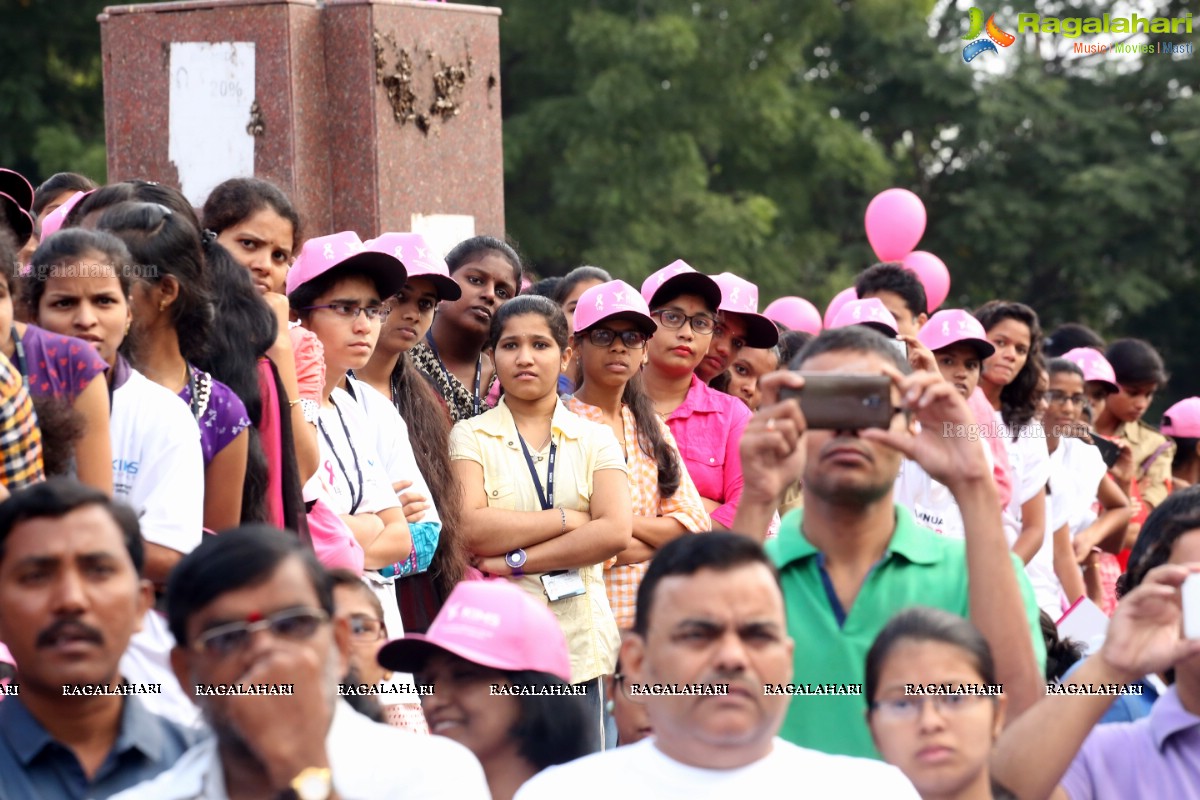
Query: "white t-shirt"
110 368 204 552
515 738 919 799
1050 437 1109 537
346 377 442 528
894 430 994 540
997 412 1051 549
110 700 490 800
111 367 205 729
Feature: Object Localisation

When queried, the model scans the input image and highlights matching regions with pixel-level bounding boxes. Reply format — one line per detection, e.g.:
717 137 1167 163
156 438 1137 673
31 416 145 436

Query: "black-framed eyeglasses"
869 693 993 721
651 309 718 335
1046 390 1086 407
302 303 390 321
584 328 649 349
191 607 330 657
345 614 386 641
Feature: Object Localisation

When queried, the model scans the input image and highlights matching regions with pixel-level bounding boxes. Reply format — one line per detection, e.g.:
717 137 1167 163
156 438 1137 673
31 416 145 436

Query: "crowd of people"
0 165 1196 799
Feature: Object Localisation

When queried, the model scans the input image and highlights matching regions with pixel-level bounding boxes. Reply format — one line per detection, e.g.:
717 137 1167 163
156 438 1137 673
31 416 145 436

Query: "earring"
605 699 615 714
159 299 168 312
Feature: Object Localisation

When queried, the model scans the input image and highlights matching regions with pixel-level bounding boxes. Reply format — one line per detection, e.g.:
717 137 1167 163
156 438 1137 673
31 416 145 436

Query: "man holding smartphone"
732 325 1046 759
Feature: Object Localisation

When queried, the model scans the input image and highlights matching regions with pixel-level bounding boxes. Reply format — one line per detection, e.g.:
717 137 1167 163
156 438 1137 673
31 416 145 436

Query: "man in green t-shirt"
733 326 1045 759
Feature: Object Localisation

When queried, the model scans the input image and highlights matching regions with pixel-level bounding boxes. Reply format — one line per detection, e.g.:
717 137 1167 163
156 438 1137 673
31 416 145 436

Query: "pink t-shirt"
968 387 1012 508
664 374 751 528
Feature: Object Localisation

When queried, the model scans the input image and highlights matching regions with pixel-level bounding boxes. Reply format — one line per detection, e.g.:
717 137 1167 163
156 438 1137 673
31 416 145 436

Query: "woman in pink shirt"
638 261 750 530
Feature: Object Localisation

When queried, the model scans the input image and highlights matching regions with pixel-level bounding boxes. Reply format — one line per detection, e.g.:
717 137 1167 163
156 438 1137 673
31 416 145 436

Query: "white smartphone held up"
1182 573 1200 640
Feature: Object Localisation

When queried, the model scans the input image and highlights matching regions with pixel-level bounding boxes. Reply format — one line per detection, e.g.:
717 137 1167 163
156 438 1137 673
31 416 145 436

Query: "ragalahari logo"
962 8 1016 62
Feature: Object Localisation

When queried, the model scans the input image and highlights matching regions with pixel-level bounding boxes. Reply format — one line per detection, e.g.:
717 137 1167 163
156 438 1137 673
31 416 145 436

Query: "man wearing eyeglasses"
0 479 198 800
112 526 488 800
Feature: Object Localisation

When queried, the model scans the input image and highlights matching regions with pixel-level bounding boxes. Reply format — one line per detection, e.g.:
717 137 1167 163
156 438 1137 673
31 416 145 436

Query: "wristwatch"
288 767 332 800
505 548 527 577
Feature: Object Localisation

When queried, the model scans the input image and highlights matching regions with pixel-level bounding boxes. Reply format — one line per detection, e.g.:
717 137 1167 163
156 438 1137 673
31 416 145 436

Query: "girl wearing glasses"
450 295 631 741
638 261 751 531
866 606 1016 800
356 233 469 631
96 201 252 533
411 236 523 422
1043 358 1132 608
287 232 418 666
563 279 707 631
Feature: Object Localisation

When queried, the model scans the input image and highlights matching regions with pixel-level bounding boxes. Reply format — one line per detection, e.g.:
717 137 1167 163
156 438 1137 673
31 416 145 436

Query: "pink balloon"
864 188 926 262
823 287 858 329
902 251 951 312
763 296 822 335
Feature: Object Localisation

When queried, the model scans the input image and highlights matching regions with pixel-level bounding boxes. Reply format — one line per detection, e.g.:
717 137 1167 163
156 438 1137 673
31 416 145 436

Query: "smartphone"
1183 573 1200 639
1092 436 1121 469
779 373 894 430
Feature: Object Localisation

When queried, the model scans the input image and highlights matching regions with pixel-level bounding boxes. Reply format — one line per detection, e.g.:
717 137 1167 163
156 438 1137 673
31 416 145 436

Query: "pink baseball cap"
640 259 722 311
1162 398 1200 438
918 309 995 359
377 579 572 682
0 192 33 247
711 273 779 348
1062 347 1118 393
0 169 33 212
573 279 656 335
38 190 90 243
364 232 461 301
285 231 406 298
829 297 899 338
0 641 13 667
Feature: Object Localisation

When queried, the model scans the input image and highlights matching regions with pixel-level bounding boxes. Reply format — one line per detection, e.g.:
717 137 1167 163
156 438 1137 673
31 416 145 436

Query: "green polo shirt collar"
771 505 943 568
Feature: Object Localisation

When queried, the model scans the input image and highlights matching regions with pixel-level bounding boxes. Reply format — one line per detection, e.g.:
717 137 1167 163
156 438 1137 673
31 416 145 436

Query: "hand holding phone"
778 373 893 430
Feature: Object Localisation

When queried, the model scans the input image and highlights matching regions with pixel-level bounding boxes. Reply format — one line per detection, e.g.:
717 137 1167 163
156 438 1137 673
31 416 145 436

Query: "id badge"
541 569 586 602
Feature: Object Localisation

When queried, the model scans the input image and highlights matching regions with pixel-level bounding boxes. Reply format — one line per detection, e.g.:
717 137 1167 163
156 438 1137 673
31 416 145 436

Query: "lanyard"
517 433 556 510
318 397 364 514
424 331 482 416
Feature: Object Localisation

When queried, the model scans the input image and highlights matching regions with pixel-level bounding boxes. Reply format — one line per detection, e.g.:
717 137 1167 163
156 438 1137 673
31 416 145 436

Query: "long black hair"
974 300 1044 435
201 177 302 246
191 240 277 524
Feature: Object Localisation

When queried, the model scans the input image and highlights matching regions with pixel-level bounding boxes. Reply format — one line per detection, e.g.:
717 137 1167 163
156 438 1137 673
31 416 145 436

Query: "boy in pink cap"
1162 397 1200 490
695 273 779 383
829 297 900 338
380 579 594 800
1061 347 1119 425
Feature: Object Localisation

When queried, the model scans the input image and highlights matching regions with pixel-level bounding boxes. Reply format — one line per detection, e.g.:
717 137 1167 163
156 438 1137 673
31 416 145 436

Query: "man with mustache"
0 479 197 799
516 532 919 797
732 326 1047 759
112 526 488 800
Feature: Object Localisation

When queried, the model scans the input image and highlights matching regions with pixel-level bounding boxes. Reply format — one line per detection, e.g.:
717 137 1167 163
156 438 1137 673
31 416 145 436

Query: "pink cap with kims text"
829 297 899 338
364 232 461 301
377 579 572 682
640 259 722 311
285 231 407 298
917 309 996 359
711 273 779 348
1162 398 1200 438
573 279 657 335
1061 347 1118 393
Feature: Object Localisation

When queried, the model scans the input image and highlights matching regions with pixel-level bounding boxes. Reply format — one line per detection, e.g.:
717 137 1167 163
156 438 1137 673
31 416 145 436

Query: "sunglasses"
191 607 330 657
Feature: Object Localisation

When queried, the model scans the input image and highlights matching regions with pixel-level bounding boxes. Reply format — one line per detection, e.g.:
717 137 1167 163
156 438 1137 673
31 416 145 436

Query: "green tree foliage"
501 0 1199 402
0 0 112 185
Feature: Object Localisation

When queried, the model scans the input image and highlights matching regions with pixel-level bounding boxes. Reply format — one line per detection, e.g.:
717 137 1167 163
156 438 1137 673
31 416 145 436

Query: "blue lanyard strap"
517 433 556 510
424 330 482 416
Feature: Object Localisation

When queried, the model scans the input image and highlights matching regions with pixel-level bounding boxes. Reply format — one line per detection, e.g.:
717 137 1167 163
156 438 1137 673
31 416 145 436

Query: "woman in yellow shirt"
450 294 632 747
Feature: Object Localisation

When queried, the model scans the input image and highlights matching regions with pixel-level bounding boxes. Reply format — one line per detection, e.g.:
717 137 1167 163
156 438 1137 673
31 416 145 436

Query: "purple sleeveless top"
178 365 252 466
